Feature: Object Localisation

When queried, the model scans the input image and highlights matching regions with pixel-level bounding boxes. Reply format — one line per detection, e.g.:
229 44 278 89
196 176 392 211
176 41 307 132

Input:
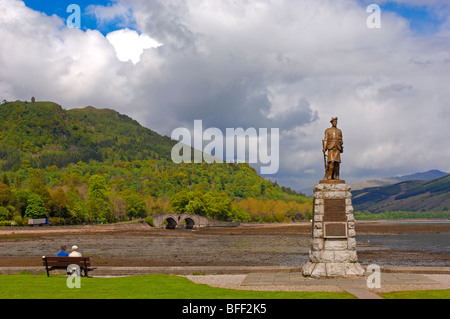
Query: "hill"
352 174 450 213
351 170 448 191
0 101 176 170
0 100 311 225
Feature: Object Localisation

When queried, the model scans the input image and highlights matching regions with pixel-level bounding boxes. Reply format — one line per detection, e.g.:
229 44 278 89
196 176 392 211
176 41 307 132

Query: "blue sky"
379 2 445 35
22 0 137 35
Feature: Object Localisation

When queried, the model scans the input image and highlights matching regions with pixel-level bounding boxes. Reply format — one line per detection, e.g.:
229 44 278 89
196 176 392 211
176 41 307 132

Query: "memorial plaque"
324 222 347 238
324 199 346 222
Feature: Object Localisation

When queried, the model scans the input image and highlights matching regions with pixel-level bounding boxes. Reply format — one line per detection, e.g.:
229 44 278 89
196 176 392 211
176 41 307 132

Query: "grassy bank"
382 289 450 299
1 274 448 299
0 274 353 299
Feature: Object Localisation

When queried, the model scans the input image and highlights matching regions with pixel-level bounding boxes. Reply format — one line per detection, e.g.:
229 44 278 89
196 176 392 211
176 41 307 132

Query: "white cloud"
86 1 137 30
106 28 162 64
0 0 130 108
1 0 450 191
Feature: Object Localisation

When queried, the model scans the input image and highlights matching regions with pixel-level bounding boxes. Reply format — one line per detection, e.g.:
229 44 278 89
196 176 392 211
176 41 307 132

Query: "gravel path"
184 273 450 294
185 275 247 290
184 274 348 292
424 274 450 286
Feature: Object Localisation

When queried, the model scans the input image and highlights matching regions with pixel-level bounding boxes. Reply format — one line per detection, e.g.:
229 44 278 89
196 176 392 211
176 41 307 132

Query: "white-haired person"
69 245 82 257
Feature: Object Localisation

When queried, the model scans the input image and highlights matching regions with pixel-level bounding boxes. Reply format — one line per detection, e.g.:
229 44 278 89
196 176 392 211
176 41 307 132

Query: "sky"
1 0 449 194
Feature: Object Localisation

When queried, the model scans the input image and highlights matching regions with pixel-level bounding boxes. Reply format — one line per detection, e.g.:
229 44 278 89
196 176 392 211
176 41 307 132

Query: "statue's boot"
334 163 340 180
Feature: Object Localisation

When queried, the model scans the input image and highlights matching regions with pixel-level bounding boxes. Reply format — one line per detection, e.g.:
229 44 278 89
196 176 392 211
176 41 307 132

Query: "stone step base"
309 249 358 263
302 262 365 278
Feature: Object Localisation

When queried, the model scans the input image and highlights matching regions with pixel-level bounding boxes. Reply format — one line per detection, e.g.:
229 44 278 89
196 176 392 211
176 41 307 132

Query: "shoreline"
0 219 449 236
0 221 448 269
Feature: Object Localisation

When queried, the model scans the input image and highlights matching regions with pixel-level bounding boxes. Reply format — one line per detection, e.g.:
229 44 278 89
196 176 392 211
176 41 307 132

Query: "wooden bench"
42 256 96 277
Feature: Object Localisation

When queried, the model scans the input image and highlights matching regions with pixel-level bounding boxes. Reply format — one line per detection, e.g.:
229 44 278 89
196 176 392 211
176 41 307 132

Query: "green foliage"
12 189 30 215
0 206 11 221
0 101 312 224
170 190 249 221
13 214 26 226
24 194 47 219
124 193 146 219
233 197 312 223
0 159 311 224
88 174 111 223
145 216 154 227
67 192 89 224
0 181 11 206
0 101 176 171
51 188 69 218
48 217 65 226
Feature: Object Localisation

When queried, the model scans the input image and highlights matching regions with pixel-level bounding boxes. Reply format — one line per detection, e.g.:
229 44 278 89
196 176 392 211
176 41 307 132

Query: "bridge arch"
152 213 240 229
163 217 178 229
183 217 195 229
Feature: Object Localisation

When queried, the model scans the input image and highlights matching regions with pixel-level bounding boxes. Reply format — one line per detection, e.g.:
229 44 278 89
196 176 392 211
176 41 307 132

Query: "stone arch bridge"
152 213 240 229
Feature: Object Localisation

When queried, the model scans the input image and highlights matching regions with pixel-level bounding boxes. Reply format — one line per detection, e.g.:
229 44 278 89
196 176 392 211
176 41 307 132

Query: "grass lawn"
0 273 355 299
381 289 450 299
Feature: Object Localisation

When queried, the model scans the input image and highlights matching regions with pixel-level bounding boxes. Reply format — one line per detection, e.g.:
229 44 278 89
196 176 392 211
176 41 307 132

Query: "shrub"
145 216 154 227
13 215 24 226
0 207 11 221
24 194 47 219
48 217 65 226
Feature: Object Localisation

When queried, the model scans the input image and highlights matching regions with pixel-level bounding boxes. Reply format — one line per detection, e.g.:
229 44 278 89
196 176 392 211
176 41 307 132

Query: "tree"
25 194 47 219
124 193 146 219
29 169 52 213
0 207 11 221
185 195 207 216
51 188 69 218
88 174 111 223
0 182 11 206
170 190 191 214
12 189 30 216
203 192 233 220
110 195 126 221
67 191 89 224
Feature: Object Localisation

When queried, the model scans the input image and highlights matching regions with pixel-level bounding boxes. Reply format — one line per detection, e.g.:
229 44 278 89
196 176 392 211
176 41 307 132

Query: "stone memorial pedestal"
302 181 365 278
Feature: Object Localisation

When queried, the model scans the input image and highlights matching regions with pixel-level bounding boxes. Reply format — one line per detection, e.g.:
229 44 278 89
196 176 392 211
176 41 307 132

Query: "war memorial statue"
322 117 343 181
302 117 365 278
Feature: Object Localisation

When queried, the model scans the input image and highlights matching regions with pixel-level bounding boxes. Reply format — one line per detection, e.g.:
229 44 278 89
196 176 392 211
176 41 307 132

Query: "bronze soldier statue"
322 117 343 180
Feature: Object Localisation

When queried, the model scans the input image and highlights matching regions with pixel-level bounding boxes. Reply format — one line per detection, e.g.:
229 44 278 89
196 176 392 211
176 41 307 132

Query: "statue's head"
330 117 338 126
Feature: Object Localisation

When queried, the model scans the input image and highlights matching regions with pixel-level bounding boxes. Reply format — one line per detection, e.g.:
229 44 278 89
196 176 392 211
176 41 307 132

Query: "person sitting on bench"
69 245 82 257
57 245 69 257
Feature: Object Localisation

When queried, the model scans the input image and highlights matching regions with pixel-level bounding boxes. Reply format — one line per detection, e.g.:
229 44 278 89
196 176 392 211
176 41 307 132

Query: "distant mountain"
352 174 450 213
351 170 448 191
299 187 313 197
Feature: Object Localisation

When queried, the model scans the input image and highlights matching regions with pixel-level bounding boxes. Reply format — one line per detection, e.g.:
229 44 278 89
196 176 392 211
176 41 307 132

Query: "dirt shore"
0 221 448 268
